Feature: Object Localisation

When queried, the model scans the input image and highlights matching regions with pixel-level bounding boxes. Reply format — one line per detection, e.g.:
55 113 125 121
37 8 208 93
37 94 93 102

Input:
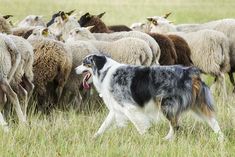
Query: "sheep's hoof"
1 124 9 133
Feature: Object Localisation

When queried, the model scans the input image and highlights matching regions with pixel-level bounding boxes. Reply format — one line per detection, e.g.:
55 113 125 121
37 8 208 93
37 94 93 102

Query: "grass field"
0 0 235 156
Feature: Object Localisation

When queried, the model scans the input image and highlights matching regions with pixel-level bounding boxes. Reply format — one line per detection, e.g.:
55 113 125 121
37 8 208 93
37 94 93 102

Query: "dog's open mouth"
82 71 92 90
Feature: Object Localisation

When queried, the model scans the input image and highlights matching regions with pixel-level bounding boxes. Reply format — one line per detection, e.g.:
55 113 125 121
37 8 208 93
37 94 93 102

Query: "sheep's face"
130 22 150 33
28 26 56 40
78 12 93 27
0 16 12 34
68 27 94 41
18 15 45 27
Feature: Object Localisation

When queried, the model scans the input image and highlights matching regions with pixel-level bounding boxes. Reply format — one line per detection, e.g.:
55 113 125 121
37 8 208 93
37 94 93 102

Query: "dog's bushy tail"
199 82 214 111
190 69 214 113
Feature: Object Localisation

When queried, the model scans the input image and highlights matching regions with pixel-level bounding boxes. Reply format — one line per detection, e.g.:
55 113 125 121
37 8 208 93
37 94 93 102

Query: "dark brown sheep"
148 33 177 65
167 34 193 66
108 25 132 32
78 12 132 33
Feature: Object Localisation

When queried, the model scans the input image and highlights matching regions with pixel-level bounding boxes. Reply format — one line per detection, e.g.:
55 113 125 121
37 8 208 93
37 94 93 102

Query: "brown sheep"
78 12 132 33
167 34 193 66
148 33 177 65
28 36 72 112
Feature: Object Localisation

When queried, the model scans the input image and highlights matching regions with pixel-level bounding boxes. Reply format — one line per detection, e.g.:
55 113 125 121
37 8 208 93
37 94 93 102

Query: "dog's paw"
218 132 225 143
162 134 174 141
92 133 100 140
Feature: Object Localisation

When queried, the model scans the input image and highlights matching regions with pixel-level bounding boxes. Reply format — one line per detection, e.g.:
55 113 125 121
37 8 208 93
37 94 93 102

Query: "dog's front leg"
93 111 115 138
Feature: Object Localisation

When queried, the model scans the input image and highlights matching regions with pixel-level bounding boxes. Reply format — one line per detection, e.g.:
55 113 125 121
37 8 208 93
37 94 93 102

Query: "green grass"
0 0 235 156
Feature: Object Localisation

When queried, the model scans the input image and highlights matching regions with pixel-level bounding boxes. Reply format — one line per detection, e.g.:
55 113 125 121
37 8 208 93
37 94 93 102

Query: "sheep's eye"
33 33 37 35
76 30 79 34
152 20 158 25
26 19 29 22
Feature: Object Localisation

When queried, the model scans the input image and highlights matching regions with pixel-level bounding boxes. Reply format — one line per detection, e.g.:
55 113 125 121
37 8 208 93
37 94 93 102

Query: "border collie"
75 54 224 141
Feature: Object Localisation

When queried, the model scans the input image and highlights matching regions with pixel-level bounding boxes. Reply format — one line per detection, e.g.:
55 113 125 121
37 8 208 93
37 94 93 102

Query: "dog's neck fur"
92 57 120 93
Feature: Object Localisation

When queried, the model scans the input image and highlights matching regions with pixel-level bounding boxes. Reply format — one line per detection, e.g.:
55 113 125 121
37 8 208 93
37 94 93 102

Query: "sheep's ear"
66 9 76 16
163 12 172 19
85 25 95 31
97 12 105 18
147 17 153 22
35 15 43 21
3 15 13 19
61 11 68 21
85 12 91 18
42 28 49 37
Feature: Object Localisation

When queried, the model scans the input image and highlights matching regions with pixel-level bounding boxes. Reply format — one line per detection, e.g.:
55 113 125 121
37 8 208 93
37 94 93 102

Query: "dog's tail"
192 77 215 114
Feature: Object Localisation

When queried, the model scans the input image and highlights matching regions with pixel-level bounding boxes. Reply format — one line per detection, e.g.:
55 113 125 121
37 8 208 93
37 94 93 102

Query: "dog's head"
75 54 107 89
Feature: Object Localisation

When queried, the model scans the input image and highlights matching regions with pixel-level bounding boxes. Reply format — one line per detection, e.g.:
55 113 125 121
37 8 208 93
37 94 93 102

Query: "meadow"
0 0 235 156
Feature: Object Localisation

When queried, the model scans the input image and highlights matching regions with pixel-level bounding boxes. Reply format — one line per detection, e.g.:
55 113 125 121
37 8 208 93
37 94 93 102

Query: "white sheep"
93 31 160 65
8 35 34 118
49 11 80 41
148 19 230 98
67 27 153 66
0 33 26 130
18 15 46 27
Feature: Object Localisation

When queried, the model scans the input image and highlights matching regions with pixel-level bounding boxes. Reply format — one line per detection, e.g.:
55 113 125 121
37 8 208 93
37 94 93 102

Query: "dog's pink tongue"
83 73 91 90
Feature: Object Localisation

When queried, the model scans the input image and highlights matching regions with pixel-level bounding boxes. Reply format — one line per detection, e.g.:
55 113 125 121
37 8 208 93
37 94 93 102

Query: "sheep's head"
47 10 76 27
18 15 46 27
68 26 95 41
146 12 175 33
78 12 107 33
130 22 150 33
27 26 58 40
0 16 12 34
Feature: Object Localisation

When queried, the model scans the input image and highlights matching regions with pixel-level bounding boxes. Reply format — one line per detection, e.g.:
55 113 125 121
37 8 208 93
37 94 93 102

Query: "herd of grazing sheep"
0 10 234 130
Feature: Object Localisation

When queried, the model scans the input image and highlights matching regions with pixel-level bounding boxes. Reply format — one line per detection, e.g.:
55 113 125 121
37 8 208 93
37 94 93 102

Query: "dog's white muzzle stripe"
75 65 89 74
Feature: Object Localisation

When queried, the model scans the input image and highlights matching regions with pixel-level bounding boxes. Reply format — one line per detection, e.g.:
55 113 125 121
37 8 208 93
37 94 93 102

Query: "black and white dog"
75 54 224 141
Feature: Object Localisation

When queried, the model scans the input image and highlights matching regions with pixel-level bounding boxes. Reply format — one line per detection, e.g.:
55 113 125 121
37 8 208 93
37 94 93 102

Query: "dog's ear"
92 55 107 70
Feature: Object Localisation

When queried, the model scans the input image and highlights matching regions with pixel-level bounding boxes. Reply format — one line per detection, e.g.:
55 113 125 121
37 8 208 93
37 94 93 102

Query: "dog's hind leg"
124 105 151 135
93 111 115 138
161 97 180 141
193 108 224 142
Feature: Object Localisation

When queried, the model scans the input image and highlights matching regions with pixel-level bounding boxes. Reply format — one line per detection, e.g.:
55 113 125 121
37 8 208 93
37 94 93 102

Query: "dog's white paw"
218 132 225 143
92 133 100 139
163 134 174 141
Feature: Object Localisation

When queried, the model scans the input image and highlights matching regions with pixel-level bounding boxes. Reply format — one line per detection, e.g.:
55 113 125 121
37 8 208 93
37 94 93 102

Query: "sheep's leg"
0 88 9 132
212 74 227 100
0 79 26 124
228 72 235 93
14 85 28 118
21 76 34 101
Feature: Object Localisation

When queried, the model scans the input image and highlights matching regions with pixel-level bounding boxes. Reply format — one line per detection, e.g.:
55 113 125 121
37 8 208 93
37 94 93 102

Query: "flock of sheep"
0 10 234 130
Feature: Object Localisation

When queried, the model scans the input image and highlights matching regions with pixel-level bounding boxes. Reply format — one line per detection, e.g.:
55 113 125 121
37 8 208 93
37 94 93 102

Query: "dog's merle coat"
76 54 224 141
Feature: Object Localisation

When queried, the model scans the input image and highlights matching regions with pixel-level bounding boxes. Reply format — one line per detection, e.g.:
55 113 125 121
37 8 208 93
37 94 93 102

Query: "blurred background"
1 0 235 25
